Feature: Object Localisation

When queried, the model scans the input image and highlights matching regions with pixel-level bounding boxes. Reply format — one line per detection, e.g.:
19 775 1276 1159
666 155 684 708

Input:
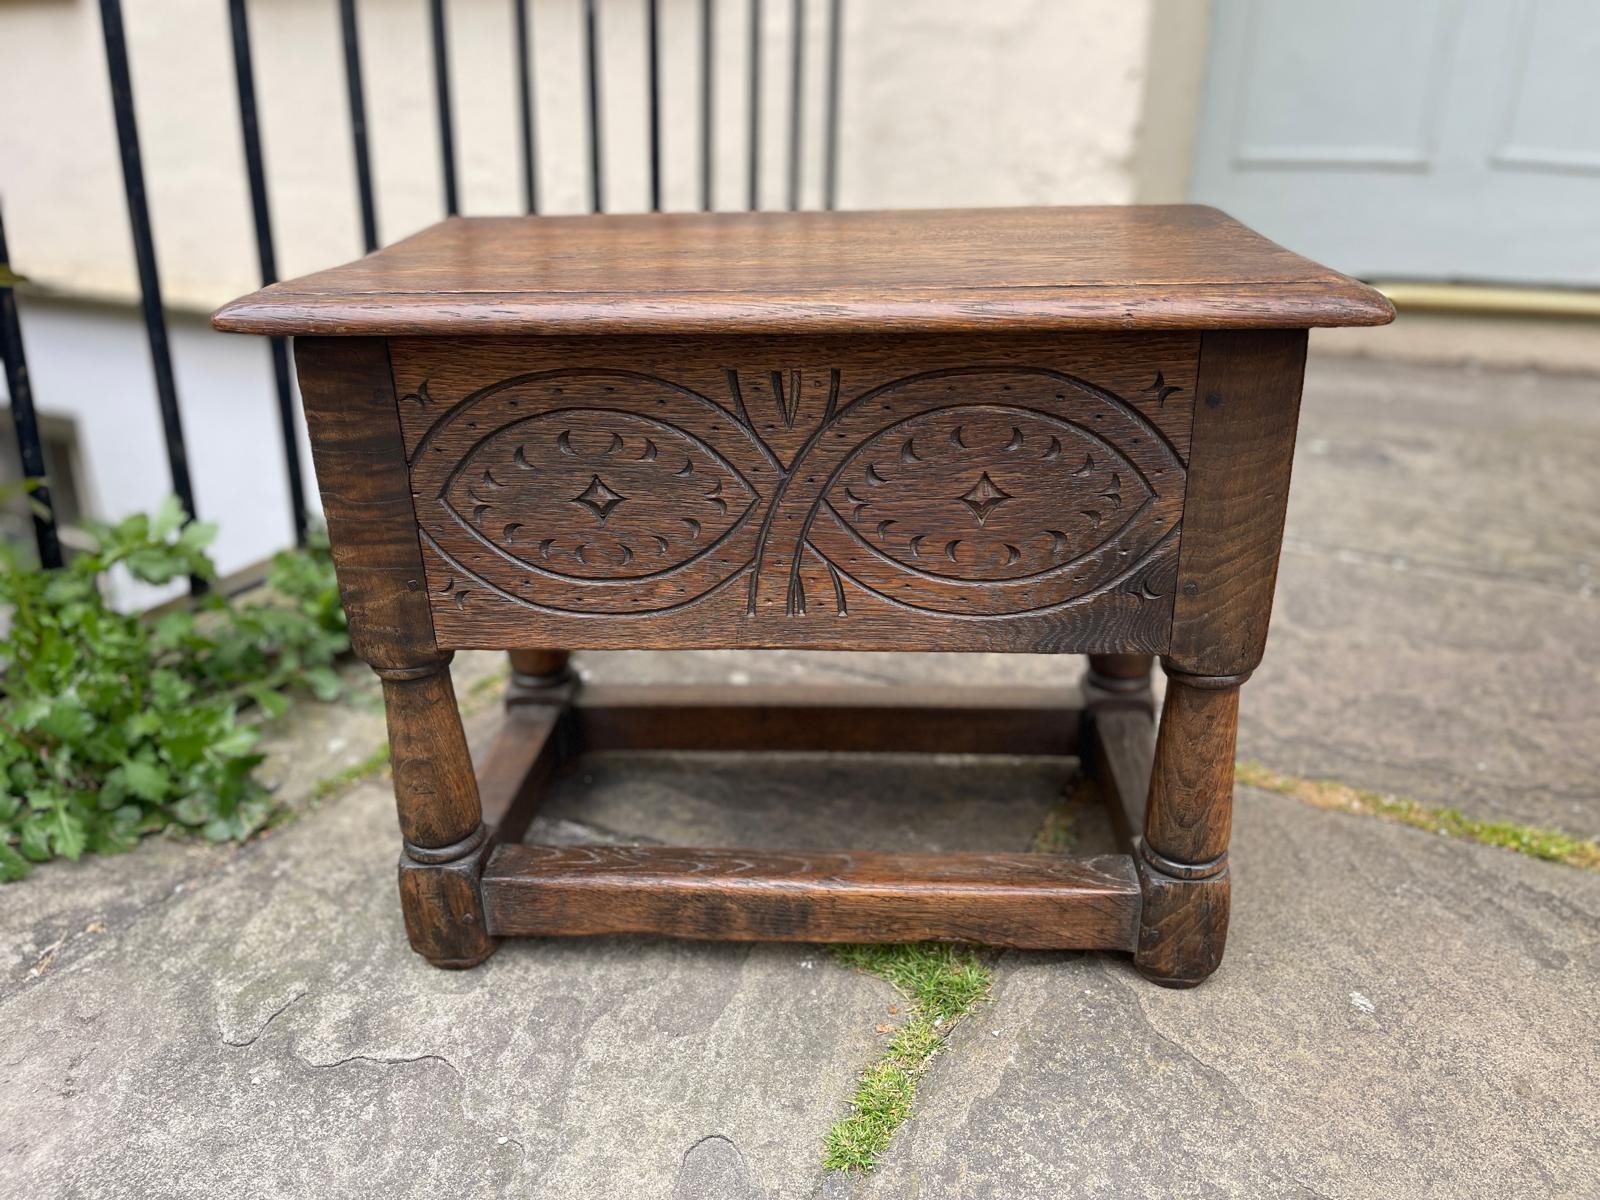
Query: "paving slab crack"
1099 960 1256 1115
297 1051 465 1081
218 990 307 1048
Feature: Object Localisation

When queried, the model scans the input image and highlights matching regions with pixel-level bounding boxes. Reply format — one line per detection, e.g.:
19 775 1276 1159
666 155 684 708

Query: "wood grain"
1142 676 1238 866
475 705 568 842
396 332 1194 653
293 337 440 672
482 845 1142 949
571 683 1082 756
212 207 1394 336
1086 707 1155 854
1167 329 1308 676
1133 670 1240 987
381 663 484 850
1132 865 1229 990
397 838 498 968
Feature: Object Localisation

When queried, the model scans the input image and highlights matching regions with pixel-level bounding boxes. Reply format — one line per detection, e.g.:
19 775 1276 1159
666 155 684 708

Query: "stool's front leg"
385 657 498 967
295 337 497 969
1134 664 1240 986
1135 329 1308 987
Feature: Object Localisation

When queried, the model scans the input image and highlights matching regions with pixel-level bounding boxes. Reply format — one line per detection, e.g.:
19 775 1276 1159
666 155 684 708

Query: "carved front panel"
394 333 1196 652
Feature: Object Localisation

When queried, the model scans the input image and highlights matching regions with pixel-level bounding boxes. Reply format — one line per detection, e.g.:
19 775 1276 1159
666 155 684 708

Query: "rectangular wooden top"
212 205 1393 338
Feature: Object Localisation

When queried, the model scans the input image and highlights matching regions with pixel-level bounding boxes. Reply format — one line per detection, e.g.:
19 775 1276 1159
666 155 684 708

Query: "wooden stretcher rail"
570 683 1084 757
1086 708 1156 855
482 844 1142 949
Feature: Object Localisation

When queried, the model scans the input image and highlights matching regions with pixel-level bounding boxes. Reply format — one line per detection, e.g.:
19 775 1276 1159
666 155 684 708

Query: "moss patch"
1237 760 1600 871
822 943 992 1172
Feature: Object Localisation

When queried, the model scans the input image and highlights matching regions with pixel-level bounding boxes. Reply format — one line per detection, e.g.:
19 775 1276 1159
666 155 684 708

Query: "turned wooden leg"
506 649 573 706
383 657 499 968
293 337 498 970
1085 653 1154 710
1133 663 1243 987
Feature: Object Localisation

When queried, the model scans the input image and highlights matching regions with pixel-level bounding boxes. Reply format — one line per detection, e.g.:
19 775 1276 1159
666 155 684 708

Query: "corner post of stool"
381 656 498 968
292 335 497 969
1136 328 1308 987
1084 653 1155 712
1134 663 1244 986
506 649 575 707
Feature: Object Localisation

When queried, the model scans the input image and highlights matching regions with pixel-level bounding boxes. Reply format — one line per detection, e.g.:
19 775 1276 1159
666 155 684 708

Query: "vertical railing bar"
584 0 604 212
429 0 460 216
513 0 539 213
97 0 204 593
646 0 662 212
700 0 714 211
747 0 761 210
338 0 379 251
822 0 842 211
0 200 63 570
227 0 309 547
786 0 803 211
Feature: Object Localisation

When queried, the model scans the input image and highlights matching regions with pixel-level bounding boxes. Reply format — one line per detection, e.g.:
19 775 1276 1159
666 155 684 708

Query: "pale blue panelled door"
1189 0 1600 286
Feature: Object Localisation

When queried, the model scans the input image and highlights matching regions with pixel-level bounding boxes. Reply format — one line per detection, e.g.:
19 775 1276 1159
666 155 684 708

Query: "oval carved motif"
443 410 758 580
790 369 1185 617
824 407 1151 582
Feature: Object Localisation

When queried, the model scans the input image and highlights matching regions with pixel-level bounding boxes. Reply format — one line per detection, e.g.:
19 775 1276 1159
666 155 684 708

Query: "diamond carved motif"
958 472 1013 526
572 474 625 523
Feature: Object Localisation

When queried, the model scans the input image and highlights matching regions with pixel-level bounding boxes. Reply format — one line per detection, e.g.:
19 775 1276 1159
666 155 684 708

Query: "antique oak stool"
214 207 1391 987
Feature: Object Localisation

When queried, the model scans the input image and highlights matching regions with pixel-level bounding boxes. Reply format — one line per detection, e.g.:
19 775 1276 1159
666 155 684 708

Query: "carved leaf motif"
441 411 757 580
825 407 1152 582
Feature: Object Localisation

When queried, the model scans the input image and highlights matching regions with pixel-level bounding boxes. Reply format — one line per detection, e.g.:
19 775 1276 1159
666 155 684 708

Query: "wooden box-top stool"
215 206 1391 987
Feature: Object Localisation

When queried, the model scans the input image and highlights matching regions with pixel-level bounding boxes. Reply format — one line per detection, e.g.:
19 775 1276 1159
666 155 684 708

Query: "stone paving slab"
1250 357 1600 837
0 718 1072 1199
850 787 1600 1200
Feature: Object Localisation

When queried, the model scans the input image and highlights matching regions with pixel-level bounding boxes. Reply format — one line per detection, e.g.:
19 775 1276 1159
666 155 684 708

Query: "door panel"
1191 0 1600 286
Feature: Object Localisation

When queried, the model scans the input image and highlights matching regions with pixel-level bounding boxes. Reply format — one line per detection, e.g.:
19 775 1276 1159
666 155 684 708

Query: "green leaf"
208 724 260 760
178 520 219 552
117 759 172 803
46 807 89 860
124 546 189 585
0 842 31 883
246 684 290 720
17 817 52 862
150 494 186 539
37 696 94 742
303 666 343 702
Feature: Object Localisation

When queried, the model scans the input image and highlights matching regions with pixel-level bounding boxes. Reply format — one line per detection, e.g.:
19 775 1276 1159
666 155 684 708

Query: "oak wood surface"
1134 671 1241 987
1086 707 1155 854
1167 329 1308 676
571 683 1083 756
1143 677 1239 866
293 338 440 672
212 207 1394 337
482 844 1142 949
475 705 567 842
395 332 1194 652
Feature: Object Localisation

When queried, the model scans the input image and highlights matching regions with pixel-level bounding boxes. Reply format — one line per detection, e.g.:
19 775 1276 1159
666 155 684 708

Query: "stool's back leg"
296 337 498 968
1086 653 1154 709
1138 330 1307 987
507 649 573 703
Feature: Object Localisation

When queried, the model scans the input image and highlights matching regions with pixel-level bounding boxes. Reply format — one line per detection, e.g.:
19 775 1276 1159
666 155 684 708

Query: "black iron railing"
0 0 847 583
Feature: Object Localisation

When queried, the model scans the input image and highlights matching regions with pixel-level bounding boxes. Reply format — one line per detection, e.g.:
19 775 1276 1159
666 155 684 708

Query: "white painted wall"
1 0 1164 583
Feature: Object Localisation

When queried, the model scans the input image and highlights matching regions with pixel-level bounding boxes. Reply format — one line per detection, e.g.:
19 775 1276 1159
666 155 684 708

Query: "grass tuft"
1237 760 1600 871
822 943 993 1172
307 743 391 803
